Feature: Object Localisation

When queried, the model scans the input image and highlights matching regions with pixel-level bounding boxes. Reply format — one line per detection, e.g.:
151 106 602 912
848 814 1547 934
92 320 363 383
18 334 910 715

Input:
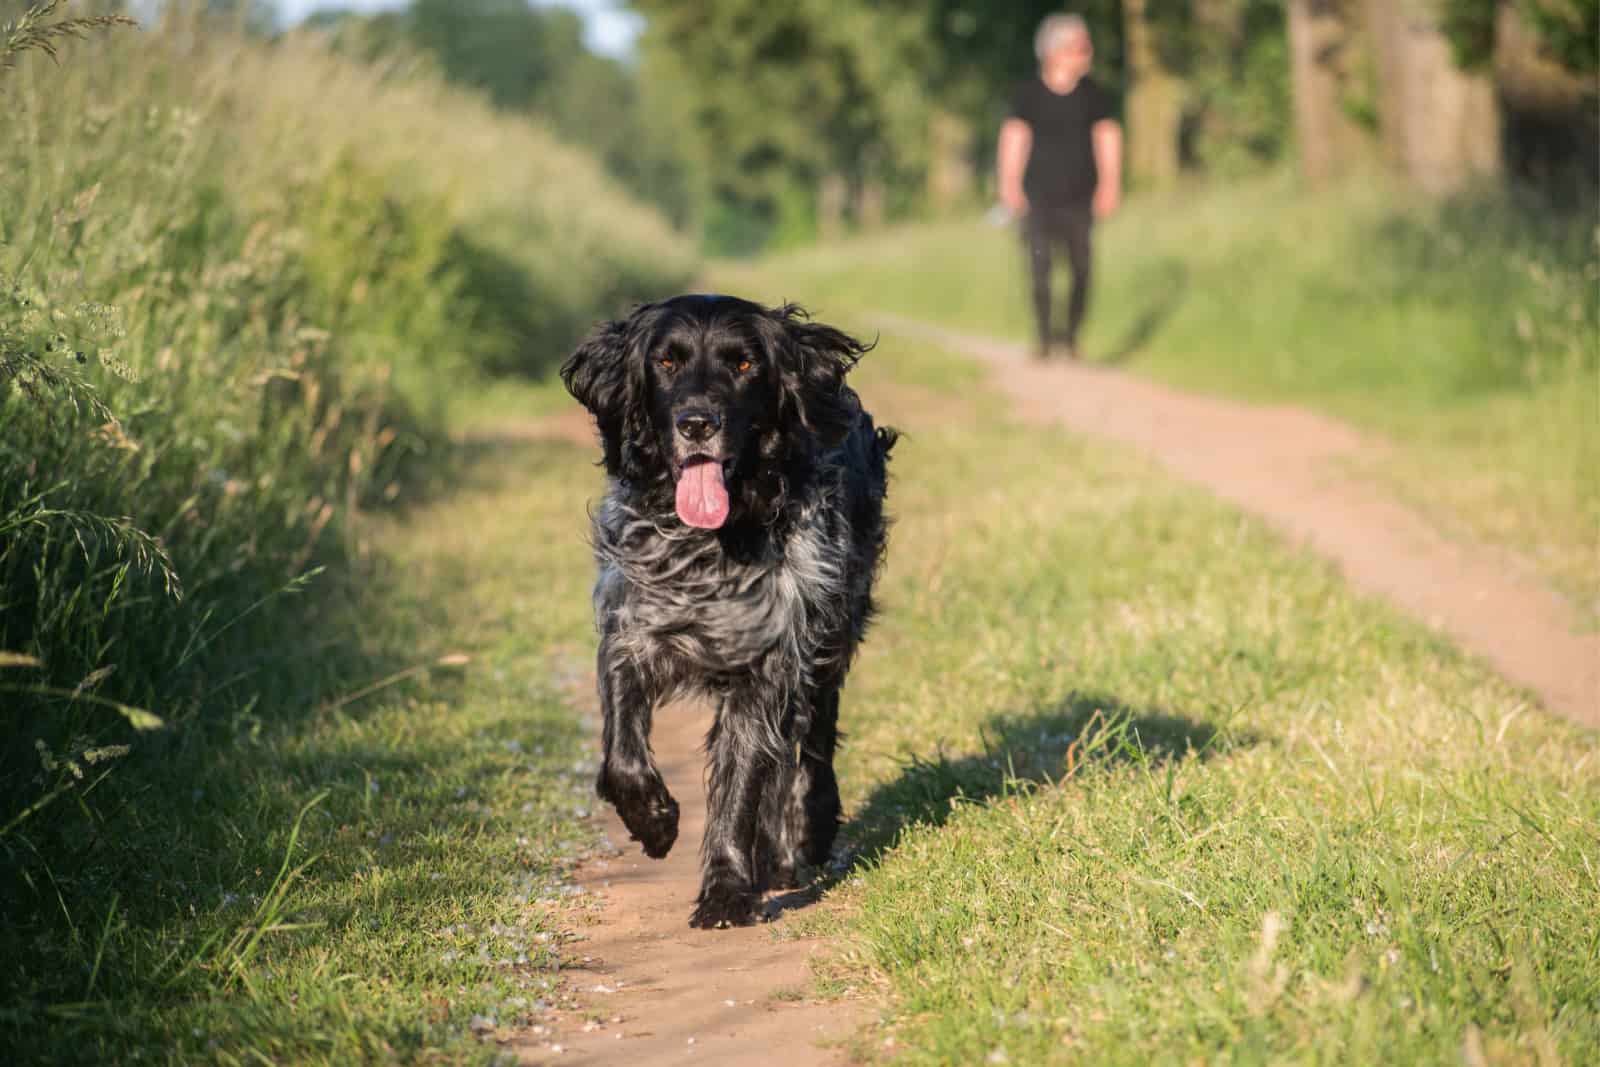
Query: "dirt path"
507 314 1591 1064
513 700 866 1065
876 313 1599 730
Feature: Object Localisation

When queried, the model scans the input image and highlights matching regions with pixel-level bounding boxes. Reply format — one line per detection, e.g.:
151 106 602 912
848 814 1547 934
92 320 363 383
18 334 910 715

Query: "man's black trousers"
1022 201 1093 351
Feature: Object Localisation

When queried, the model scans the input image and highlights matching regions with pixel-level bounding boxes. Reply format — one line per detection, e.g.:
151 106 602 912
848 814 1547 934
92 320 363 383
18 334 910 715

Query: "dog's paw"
600 767 680 859
622 790 680 859
688 883 760 930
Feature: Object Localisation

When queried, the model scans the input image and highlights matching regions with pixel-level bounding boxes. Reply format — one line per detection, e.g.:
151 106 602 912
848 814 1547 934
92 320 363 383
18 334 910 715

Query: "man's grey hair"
1035 13 1090 62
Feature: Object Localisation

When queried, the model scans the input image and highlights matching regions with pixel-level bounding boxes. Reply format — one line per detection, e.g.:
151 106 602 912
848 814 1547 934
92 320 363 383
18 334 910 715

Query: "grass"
4 9 1593 1060
718 172 1600 622
676 321 1597 1064
5 429 608 1063
386 324 1596 1064
1 9 689 1059
9 273 1591 1060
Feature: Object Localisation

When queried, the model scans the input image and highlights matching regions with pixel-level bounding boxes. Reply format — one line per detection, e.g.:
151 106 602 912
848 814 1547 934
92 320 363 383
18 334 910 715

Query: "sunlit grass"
760 330 1600 1064
722 173 1600 620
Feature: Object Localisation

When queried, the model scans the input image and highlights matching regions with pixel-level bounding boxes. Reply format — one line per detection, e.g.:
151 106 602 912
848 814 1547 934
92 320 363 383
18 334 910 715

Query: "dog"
560 294 895 929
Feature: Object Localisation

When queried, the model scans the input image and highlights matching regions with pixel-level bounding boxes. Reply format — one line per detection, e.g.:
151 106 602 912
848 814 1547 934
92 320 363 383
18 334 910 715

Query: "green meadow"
3 8 1595 1065
720 176 1600 622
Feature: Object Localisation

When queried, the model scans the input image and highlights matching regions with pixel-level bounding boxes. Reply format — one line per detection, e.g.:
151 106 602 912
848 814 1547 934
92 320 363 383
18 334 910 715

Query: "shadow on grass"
0 432 592 1057
849 691 1249 866
444 430 597 505
766 692 1248 916
443 226 689 381
1101 259 1189 366
445 230 567 379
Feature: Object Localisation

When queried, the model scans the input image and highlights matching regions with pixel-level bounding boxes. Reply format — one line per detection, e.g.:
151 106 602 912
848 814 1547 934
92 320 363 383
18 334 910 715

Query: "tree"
1285 0 1371 182
910 0 1125 127
306 1 699 229
1440 0 1599 76
1117 0 1290 182
1123 0 1185 185
1515 0 1599 74
1282 0 1594 192
1496 2 1597 191
1364 0 1500 194
1439 0 1598 192
1161 0 1294 174
407 0 579 113
631 0 933 249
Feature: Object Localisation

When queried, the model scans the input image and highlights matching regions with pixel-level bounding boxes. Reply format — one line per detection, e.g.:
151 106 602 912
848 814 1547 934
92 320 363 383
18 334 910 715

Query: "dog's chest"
598 515 844 673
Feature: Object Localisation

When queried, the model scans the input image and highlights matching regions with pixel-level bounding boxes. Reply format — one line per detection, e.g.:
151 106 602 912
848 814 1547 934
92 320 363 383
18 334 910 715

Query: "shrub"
0 5 694 992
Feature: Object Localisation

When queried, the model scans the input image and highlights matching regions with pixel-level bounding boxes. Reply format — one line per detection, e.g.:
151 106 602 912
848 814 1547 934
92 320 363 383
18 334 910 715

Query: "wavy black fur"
561 294 896 928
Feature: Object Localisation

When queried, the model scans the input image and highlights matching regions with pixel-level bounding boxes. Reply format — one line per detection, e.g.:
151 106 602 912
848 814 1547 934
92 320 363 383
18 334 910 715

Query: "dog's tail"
875 424 899 462
859 412 897 494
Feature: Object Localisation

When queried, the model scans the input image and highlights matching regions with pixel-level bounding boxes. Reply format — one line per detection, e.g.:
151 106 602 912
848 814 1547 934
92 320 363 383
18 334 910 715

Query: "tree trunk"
1493 0 1597 188
925 110 975 214
1364 0 1500 194
855 178 886 229
1123 0 1184 187
1188 0 1243 167
817 173 848 242
1194 0 1239 41
1286 0 1371 182
853 145 886 229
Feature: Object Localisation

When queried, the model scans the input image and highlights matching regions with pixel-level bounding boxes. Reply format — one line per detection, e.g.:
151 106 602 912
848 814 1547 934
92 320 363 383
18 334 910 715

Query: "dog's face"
643 305 777 529
562 295 868 530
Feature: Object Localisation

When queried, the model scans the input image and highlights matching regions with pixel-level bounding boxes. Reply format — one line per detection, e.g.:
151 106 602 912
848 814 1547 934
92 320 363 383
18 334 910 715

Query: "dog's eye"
736 358 753 373
656 355 675 372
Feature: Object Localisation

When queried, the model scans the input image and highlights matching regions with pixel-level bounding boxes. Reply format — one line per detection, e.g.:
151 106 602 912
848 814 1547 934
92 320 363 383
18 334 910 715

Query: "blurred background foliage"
292 0 1596 250
2 0 1594 889
0 0 1595 1055
3 0 1594 853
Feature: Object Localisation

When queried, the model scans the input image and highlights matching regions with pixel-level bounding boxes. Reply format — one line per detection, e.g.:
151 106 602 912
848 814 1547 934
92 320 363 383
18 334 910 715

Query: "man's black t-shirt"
1007 76 1115 209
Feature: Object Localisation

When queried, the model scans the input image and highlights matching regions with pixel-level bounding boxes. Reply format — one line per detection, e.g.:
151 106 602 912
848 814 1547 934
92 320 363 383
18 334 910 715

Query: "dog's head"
561 295 869 530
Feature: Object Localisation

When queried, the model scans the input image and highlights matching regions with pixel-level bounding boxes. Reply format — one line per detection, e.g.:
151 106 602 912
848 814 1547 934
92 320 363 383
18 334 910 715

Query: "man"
998 13 1123 360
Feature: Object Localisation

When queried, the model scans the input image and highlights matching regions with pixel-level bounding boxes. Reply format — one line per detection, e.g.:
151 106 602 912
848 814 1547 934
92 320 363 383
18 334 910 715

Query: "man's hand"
1091 118 1123 220
1093 184 1119 219
997 118 1033 219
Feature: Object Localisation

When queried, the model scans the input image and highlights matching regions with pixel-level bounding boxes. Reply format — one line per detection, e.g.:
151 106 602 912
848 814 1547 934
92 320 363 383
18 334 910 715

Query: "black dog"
561 295 895 928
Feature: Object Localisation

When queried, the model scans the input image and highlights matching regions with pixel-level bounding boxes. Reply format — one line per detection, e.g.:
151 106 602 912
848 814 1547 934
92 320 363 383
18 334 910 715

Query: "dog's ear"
564 306 668 482
773 305 871 450
563 312 657 479
561 317 630 421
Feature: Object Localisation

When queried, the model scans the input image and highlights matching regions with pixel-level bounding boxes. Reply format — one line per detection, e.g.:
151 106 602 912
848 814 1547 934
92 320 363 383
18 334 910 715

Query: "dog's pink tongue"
675 459 729 529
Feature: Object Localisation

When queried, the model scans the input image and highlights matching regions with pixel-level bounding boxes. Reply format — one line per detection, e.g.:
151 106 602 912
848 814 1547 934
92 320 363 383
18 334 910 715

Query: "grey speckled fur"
562 295 894 928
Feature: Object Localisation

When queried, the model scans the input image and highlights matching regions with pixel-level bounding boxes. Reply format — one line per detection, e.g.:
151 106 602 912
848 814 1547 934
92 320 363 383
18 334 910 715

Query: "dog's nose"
675 410 721 442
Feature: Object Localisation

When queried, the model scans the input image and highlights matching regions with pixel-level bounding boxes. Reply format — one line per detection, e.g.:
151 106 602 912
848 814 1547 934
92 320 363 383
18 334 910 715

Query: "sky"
271 0 644 59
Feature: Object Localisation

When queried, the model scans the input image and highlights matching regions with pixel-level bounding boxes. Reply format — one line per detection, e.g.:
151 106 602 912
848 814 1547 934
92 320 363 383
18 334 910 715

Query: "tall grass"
0 5 692 1040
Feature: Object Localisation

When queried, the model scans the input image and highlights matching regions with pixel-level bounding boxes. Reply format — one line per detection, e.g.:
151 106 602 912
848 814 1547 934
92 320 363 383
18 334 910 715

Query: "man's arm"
1092 119 1123 218
997 117 1032 216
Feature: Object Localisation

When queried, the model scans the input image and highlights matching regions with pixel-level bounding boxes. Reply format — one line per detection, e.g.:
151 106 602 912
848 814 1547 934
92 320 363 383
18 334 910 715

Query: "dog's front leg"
767 684 842 889
594 634 679 859
690 704 775 928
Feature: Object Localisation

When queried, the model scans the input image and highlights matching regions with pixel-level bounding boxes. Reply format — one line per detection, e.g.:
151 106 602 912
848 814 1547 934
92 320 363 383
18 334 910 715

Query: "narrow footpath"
511 314 1593 1066
876 313 1598 730
513 701 864 1065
